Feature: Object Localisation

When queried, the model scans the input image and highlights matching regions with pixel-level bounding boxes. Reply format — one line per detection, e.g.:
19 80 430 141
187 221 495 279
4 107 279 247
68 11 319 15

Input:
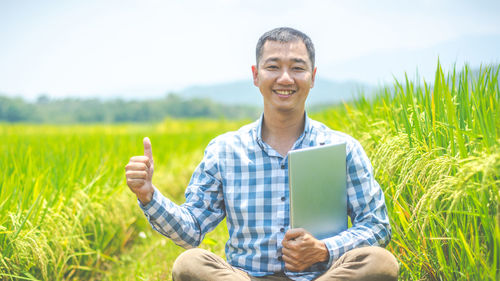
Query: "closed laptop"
288 142 347 240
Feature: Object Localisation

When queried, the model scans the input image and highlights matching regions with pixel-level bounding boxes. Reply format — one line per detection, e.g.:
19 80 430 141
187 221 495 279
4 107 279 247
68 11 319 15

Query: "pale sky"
1 0 499 100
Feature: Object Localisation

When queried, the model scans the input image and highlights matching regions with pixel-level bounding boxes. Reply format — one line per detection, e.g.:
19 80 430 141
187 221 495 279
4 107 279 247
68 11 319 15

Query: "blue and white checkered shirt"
140 114 391 280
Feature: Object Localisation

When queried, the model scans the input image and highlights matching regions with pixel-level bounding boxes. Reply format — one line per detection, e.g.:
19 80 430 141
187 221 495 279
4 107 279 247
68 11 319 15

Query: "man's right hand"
125 137 155 205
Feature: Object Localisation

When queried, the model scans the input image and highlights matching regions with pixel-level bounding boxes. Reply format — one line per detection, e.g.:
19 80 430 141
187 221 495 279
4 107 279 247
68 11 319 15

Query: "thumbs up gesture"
125 137 155 205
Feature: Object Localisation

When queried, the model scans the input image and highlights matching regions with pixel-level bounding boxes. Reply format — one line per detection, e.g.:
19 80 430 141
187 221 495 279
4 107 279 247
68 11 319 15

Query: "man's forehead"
261 40 306 53
263 57 308 64
259 40 311 64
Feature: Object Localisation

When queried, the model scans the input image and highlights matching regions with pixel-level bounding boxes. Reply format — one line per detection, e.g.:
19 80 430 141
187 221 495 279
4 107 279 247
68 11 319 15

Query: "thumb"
143 137 154 164
284 228 306 241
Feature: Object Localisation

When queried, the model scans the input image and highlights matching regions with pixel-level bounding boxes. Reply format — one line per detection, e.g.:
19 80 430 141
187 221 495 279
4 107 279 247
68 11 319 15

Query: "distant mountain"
179 77 374 106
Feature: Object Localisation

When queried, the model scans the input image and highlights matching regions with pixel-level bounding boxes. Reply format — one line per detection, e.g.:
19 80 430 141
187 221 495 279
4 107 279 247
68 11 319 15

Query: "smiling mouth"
273 90 295 96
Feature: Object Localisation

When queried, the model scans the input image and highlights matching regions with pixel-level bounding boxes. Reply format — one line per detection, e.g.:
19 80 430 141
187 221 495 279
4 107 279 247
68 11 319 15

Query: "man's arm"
125 137 226 248
282 138 391 271
320 139 391 266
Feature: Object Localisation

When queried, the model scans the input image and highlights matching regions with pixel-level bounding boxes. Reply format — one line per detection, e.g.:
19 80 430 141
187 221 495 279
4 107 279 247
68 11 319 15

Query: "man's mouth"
273 90 295 96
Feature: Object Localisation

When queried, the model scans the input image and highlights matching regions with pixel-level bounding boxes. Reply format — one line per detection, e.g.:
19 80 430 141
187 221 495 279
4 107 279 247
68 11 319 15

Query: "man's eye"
293 67 305 71
266 65 278 70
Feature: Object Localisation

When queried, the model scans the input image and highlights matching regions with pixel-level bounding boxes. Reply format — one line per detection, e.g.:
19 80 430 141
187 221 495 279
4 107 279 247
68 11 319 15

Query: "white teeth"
275 90 293 95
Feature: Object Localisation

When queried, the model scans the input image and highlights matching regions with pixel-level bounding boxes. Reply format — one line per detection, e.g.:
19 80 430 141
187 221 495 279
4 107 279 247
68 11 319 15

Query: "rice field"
0 120 241 280
316 63 499 280
1 63 499 280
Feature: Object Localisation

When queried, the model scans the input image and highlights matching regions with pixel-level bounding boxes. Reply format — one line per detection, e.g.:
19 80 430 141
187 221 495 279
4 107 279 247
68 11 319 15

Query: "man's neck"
261 109 306 157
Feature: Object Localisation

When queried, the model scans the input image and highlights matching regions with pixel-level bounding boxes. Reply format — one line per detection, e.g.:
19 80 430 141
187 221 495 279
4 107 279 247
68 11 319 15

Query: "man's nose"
276 69 294 84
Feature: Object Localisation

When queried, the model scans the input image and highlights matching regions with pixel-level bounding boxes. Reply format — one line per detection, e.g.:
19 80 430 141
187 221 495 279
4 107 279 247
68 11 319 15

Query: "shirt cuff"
138 187 160 213
322 234 348 269
136 187 179 238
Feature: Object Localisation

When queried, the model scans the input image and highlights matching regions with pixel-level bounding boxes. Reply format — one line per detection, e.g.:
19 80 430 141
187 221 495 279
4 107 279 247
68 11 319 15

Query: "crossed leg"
172 246 399 281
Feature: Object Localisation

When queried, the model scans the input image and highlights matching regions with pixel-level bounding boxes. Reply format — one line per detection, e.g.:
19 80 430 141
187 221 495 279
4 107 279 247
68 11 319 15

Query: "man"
125 27 399 280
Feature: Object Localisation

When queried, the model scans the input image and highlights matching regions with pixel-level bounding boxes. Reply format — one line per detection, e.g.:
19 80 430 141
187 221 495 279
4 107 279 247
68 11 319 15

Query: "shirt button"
281 196 285 201
278 256 283 261
281 164 285 169
280 227 285 232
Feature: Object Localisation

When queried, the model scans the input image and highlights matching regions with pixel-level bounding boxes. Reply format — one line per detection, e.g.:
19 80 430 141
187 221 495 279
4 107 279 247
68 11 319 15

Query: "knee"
172 248 209 281
365 246 399 281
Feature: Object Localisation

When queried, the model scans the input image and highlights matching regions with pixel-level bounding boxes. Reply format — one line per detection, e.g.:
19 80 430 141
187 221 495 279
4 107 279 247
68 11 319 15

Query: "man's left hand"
281 228 329 272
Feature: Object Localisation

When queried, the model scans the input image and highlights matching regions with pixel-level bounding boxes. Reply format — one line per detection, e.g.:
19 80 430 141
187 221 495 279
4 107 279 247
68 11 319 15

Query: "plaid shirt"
140 114 391 281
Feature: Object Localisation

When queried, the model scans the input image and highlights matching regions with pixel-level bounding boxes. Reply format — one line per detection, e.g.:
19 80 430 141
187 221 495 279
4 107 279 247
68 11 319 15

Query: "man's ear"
311 67 317 88
252 65 259 87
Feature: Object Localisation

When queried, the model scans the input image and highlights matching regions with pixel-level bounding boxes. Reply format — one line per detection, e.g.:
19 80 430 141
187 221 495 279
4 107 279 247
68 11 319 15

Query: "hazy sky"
1 0 499 100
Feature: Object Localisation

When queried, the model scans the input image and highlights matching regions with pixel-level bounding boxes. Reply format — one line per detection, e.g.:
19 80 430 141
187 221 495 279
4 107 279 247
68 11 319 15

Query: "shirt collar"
254 112 312 149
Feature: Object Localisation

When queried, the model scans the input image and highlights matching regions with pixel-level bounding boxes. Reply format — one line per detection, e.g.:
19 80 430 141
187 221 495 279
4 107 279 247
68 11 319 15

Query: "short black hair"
256 27 315 69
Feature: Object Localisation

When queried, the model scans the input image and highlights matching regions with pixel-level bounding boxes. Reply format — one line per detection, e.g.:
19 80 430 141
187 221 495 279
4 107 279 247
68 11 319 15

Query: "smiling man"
125 27 399 280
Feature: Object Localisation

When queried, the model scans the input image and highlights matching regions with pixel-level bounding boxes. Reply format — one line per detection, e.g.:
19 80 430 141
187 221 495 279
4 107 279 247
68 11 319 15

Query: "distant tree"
36 94 50 104
0 96 34 122
0 94 259 123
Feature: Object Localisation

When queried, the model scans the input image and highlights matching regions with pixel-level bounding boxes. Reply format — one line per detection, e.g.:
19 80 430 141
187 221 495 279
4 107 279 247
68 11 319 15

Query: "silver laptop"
288 142 347 240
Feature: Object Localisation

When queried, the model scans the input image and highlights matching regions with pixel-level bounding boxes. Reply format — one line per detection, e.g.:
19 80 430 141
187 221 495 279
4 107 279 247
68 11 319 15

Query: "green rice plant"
315 63 500 280
0 119 245 280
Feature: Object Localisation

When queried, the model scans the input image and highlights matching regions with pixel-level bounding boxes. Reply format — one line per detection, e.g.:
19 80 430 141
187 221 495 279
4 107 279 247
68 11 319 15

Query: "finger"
282 238 300 250
125 162 148 171
282 253 294 264
282 255 301 271
126 170 148 179
143 137 154 164
282 238 294 249
281 247 298 259
127 178 146 189
284 228 306 241
129 156 150 168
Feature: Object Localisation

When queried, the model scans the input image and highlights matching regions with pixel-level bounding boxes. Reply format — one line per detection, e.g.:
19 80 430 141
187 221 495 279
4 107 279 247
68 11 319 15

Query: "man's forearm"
138 187 203 249
322 222 391 264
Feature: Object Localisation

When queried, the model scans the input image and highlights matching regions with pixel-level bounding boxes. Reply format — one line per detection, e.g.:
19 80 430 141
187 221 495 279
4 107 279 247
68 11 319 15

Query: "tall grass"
0 120 244 280
315 63 500 280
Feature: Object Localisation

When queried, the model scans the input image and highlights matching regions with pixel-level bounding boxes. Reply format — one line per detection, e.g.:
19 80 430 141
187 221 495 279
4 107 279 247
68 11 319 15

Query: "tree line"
0 94 260 123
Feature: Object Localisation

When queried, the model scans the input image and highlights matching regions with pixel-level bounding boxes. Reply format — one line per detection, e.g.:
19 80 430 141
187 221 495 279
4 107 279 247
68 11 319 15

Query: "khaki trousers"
172 246 399 281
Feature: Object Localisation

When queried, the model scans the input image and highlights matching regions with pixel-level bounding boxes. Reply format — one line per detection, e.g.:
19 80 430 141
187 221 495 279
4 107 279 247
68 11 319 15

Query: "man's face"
252 40 316 114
